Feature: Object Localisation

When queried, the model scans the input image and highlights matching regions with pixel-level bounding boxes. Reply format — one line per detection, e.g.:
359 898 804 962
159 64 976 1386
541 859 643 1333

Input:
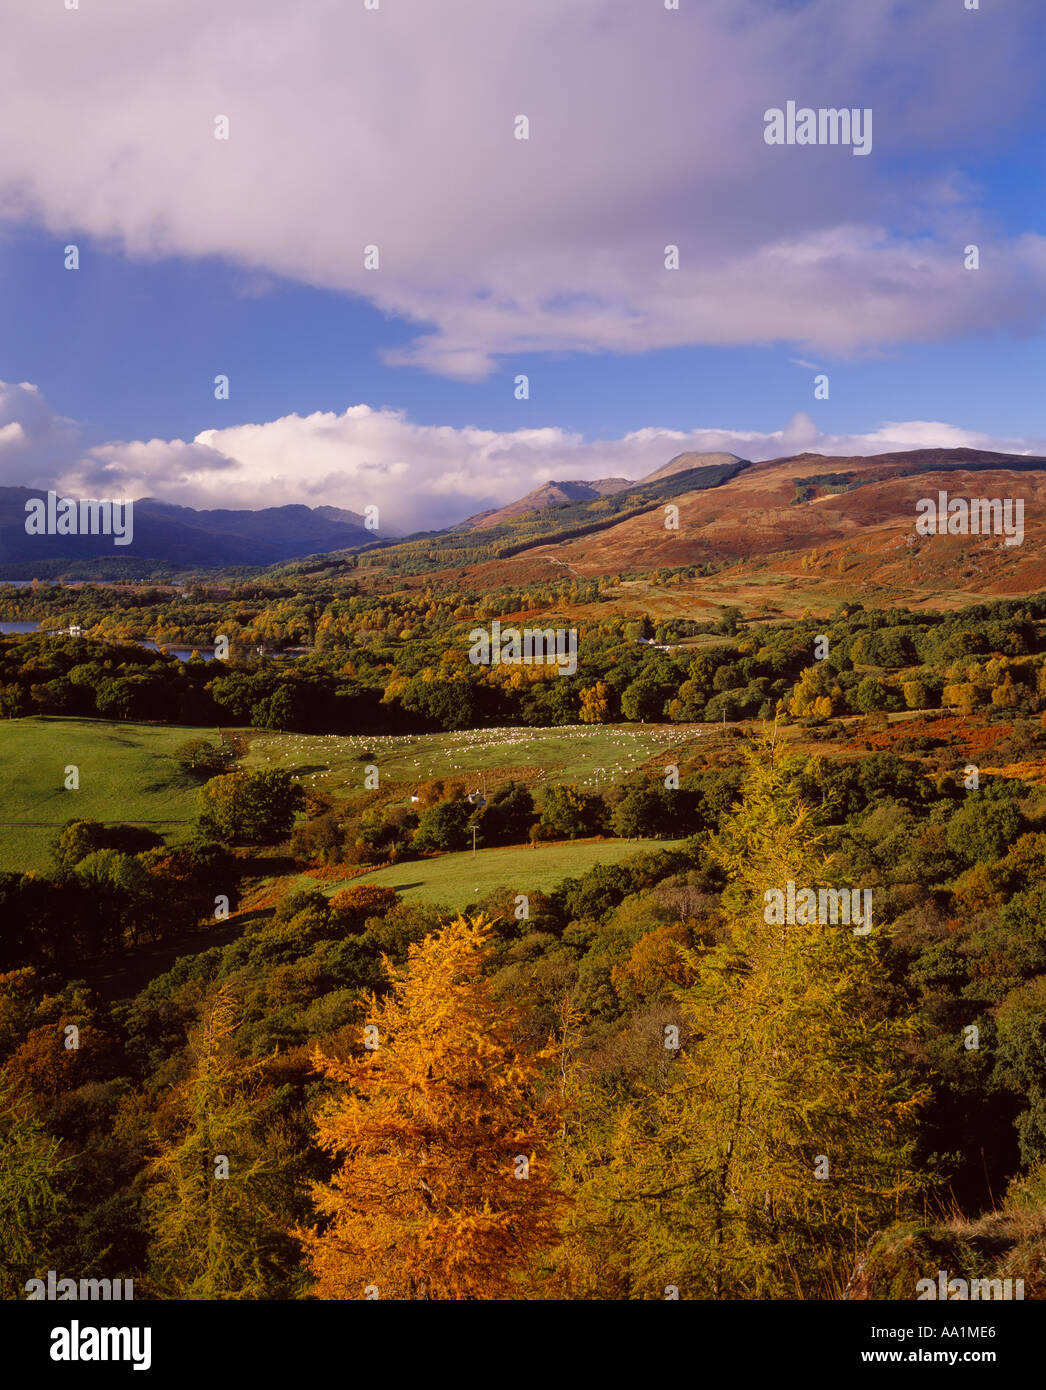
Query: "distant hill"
355 454 752 575
0 490 385 573
10 444 1045 603
461 454 747 530
462 478 630 530
638 451 746 484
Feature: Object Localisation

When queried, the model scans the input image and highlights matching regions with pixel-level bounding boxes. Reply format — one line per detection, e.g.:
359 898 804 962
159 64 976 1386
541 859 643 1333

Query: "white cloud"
1 0 1044 377
4 382 1043 534
0 381 81 471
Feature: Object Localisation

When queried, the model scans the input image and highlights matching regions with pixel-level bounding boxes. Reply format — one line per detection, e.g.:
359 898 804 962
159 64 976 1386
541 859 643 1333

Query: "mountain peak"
638 451 747 484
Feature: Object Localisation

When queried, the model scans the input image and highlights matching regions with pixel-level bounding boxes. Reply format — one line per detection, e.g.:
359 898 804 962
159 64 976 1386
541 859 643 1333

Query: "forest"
2 670 1046 1297
3 590 1046 737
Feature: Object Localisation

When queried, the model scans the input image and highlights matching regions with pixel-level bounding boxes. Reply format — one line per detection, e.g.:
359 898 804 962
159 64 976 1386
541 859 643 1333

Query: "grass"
244 723 704 798
291 837 683 911
0 716 207 871
0 716 700 874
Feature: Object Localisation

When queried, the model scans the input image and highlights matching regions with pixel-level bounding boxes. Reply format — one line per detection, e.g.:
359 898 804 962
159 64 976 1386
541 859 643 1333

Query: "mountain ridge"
0 489 385 569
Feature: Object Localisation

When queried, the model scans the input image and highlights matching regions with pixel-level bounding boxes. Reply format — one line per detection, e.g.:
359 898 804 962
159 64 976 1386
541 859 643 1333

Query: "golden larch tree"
299 914 562 1299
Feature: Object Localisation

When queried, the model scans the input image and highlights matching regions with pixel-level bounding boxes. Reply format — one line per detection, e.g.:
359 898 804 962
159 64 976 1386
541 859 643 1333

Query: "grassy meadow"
292 837 683 911
0 717 206 870
243 723 704 797
0 717 700 874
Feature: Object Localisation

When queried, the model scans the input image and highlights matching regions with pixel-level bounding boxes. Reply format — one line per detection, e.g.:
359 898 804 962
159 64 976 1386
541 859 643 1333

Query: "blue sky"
1 0 1044 531
4 224 1046 450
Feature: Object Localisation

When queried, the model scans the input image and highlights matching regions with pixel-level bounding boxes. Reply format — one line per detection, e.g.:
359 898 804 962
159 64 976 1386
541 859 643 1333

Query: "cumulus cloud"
4 382 1044 534
1 0 1044 377
0 381 82 475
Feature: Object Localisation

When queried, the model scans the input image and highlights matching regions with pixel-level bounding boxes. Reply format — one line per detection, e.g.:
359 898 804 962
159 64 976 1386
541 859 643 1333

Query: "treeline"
0 822 232 973
4 596 1046 735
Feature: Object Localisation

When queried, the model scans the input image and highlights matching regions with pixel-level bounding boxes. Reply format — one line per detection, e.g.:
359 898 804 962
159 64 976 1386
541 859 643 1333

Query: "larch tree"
144 987 304 1299
299 914 562 1300
570 729 928 1298
0 1066 68 1298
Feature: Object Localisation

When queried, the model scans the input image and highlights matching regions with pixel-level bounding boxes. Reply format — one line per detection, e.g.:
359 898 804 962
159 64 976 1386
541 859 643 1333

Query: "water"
138 640 218 663
0 622 215 659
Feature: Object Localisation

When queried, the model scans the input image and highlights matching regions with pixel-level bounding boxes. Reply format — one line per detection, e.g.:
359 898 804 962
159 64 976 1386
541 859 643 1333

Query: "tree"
539 784 606 840
902 679 928 711
788 664 838 719
0 1067 68 1297
411 798 473 852
991 674 1019 710
50 818 161 873
329 884 401 932
476 781 534 845
251 685 297 732
853 675 897 713
621 678 667 723
578 681 609 724
401 675 478 731
197 770 304 844
144 988 303 1299
994 978 1046 1167
946 796 1022 866
564 732 927 1298
612 783 673 839
74 848 152 898
298 915 562 1299
173 738 237 779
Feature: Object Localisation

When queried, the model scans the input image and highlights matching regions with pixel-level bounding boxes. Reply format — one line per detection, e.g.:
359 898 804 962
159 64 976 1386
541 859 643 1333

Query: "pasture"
293 836 684 911
244 723 704 798
0 717 204 870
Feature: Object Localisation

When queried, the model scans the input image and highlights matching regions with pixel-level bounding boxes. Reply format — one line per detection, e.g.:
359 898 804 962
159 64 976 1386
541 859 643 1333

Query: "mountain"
462 478 631 530
360 454 751 573
460 454 748 531
455 446 1046 605
0 489 385 572
638 451 746 484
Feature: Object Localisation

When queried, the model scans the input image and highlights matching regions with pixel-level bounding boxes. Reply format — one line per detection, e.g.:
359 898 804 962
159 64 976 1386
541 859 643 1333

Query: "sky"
1 0 1045 533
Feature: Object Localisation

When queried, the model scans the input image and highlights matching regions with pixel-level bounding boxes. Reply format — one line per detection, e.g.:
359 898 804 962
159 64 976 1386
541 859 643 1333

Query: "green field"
244 723 704 798
293 838 683 911
0 717 206 871
0 716 701 875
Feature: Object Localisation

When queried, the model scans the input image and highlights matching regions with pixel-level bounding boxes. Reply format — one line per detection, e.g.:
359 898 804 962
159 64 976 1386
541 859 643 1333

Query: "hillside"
461 477 630 530
638 450 746 484
295 837 685 911
458 453 747 532
350 454 751 576
452 447 1046 611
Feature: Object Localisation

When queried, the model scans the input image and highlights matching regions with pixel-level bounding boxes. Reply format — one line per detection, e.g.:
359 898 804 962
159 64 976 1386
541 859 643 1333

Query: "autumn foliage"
299 915 562 1299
